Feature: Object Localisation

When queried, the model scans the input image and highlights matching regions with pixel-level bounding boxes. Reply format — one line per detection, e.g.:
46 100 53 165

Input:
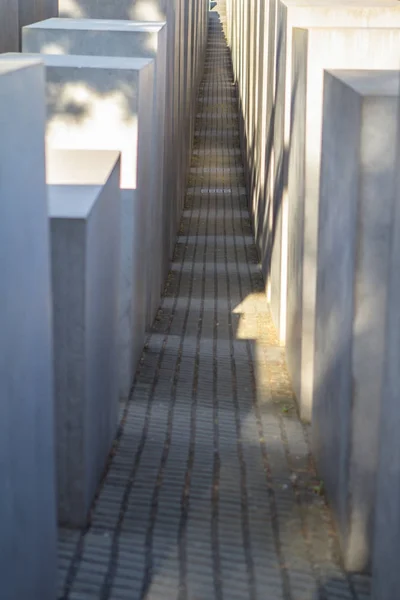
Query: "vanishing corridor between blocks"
57 13 371 600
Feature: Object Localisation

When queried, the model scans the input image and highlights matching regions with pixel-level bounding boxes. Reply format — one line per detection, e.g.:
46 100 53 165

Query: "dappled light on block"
47 81 138 189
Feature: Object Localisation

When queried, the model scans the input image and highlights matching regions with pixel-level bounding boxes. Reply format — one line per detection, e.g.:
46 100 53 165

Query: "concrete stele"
18 0 57 46
314 69 400 574
227 0 278 300
0 58 57 600
23 16 167 330
286 25 400 423
47 149 121 527
372 72 400 600
0 0 19 52
258 0 400 348
58 0 209 261
4 52 154 399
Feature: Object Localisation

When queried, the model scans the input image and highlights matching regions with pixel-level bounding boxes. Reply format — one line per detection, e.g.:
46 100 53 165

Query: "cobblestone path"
57 12 372 600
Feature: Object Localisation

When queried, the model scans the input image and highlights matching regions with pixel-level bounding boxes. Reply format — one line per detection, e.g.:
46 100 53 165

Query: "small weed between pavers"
312 480 325 496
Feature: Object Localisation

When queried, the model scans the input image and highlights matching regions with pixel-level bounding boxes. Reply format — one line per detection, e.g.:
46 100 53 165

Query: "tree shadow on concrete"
45 72 140 125
59 0 167 21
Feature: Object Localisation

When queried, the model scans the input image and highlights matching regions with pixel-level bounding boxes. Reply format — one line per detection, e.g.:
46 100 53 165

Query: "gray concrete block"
23 17 165 58
47 148 121 527
228 0 281 323
288 26 400 423
0 58 57 600
4 52 154 399
313 69 400 574
245 0 262 197
58 0 209 269
59 0 166 20
372 78 400 600
241 0 258 189
0 0 19 52
275 1 400 351
18 0 57 45
228 0 400 347
23 17 167 329
250 0 275 299
57 0 177 237
43 53 153 400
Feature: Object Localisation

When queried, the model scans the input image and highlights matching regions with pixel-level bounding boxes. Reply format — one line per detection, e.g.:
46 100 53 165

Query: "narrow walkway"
57 13 371 600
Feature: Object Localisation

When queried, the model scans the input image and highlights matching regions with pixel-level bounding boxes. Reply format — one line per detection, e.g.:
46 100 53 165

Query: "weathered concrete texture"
58 0 208 268
287 26 400 423
228 0 278 319
245 0 262 198
59 0 166 20
23 17 167 330
0 0 19 52
23 17 165 57
4 52 154 400
246 0 276 311
314 69 400 575
227 0 400 348
372 76 400 600
47 149 121 527
272 0 400 348
43 53 153 400
229 0 274 325
0 58 57 600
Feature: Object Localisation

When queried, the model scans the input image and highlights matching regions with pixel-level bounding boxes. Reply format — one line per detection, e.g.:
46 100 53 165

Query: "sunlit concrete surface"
0 58 57 600
272 0 400 350
287 27 400 424
226 0 400 353
58 0 209 268
23 18 168 327
47 149 121 528
3 51 155 401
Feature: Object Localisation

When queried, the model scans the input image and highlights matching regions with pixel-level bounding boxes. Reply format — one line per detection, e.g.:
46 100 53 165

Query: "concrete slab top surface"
46 149 121 185
0 57 42 74
27 17 166 32
327 69 400 95
47 149 121 218
2 52 153 70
